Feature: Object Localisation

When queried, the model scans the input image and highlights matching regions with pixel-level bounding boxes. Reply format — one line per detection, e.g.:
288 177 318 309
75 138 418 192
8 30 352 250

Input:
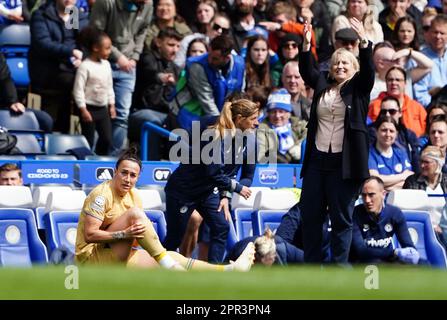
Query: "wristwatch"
360 38 368 47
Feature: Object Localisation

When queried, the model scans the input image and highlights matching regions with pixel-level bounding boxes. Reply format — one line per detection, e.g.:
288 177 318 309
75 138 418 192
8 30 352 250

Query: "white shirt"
73 58 115 108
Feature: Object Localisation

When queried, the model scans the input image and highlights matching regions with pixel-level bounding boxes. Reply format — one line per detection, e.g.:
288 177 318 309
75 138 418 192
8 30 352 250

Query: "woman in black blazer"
298 18 375 264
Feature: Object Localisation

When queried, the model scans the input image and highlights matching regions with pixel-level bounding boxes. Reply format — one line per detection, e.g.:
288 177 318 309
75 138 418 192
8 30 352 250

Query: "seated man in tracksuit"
350 176 420 264
227 203 331 265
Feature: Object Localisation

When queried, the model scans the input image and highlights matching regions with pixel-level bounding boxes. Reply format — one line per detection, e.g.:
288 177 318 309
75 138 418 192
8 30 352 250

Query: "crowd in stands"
1 0 447 266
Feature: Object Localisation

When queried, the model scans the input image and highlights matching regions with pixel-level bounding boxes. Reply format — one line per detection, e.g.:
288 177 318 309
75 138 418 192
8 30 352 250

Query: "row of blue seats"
1 206 446 268
0 208 168 267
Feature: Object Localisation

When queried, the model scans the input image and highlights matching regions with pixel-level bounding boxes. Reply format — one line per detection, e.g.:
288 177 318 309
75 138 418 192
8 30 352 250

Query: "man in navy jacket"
350 176 420 264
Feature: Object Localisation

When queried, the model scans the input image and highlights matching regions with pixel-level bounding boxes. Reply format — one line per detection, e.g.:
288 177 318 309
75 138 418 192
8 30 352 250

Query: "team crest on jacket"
384 223 393 232
363 224 370 232
213 187 219 194
180 206 188 214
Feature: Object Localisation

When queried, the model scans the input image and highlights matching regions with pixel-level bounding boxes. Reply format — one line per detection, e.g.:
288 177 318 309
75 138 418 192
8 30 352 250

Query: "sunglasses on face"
212 23 230 35
282 42 298 49
423 25 431 32
380 109 399 116
341 40 357 46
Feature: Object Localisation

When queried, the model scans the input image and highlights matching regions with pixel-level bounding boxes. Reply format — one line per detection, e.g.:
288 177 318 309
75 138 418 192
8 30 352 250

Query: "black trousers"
299 145 361 263
80 105 112 155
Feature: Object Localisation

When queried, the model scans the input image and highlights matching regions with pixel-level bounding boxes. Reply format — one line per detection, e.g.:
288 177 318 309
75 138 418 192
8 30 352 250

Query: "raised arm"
298 21 320 89
350 17 375 94
392 49 434 83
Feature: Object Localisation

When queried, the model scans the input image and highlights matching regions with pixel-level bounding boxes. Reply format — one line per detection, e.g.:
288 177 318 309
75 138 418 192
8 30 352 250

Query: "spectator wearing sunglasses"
369 66 427 137
271 33 302 87
174 13 230 68
368 95 421 173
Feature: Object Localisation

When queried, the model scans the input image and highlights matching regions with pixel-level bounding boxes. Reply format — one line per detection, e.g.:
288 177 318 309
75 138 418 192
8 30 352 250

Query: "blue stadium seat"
34 155 77 161
4 56 29 87
251 210 287 236
0 24 31 47
13 132 44 154
0 155 26 160
0 208 48 266
226 218 238 252
43 211 79 255
234 208 255 240
396 211 447 268
145 210 167 243
0 110 40 131
44 134 91 155
84 155 118 161
0 24 31 88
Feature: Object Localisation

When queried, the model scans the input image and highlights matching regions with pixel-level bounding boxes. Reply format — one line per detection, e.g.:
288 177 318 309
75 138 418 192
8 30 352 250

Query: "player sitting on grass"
75 147 255 271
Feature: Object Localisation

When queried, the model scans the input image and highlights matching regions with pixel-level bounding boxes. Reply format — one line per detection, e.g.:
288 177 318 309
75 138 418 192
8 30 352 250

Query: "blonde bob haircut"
329 48 360 81
254 228 276 259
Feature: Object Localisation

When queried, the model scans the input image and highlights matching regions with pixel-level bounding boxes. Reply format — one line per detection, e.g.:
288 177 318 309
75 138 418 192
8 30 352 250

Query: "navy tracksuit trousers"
164 191 229 263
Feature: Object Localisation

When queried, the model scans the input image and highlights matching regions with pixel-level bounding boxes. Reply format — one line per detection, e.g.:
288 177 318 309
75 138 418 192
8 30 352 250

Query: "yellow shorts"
80 244 138 265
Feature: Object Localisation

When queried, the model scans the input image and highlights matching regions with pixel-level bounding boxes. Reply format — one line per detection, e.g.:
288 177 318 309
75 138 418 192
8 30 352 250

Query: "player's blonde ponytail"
210 98 259 138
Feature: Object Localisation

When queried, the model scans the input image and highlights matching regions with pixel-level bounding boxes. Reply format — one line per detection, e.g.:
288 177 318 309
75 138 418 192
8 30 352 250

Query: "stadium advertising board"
137 162 179 186
251 165 295 188
75 161 116 185
22 162 74 184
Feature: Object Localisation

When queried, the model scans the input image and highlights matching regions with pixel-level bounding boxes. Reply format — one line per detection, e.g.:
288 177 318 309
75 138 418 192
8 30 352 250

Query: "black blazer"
298 42 375 180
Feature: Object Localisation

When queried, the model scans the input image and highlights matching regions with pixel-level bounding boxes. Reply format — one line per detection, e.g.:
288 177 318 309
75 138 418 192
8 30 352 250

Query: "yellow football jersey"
75 180 143 264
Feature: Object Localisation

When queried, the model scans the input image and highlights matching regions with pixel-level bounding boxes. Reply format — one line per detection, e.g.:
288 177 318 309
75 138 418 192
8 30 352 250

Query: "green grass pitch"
0 264 446 299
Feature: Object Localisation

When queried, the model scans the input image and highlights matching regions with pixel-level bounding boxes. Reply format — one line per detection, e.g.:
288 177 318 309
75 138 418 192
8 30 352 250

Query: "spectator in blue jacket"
350 176 420 264
170 34 245 131
29 0 88 133
164 98 258 263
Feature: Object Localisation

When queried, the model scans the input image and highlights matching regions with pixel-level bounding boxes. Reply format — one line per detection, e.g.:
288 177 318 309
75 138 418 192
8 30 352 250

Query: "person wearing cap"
271 32 302 87
404 145 447 246
318 27 360 73
257 89 307 163
350 176 420 265
298 18 374 264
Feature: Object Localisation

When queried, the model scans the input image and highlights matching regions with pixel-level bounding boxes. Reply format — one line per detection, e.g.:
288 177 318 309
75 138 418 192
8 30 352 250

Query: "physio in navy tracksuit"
350 176 420 264
228 203 331 265
164 98 259 263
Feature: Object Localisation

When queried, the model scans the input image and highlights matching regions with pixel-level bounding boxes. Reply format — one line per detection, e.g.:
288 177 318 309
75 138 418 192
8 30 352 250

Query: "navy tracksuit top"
350 204 415 262
165 133 255 202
